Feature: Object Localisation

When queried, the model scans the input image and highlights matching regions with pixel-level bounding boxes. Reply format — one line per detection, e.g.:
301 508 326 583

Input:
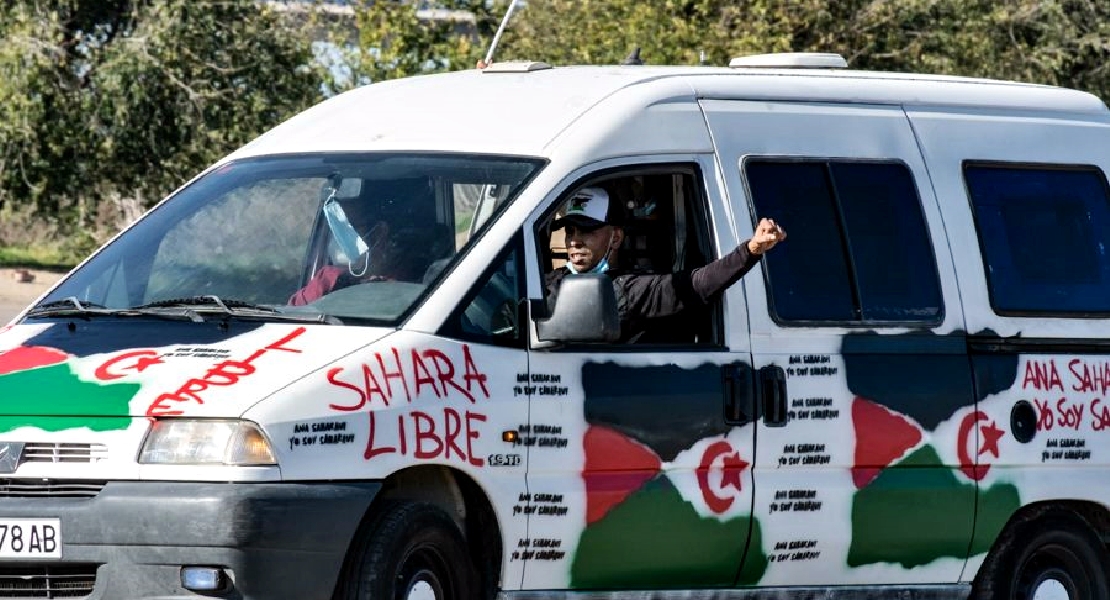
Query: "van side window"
745 159 943 324
965 163 1110 315
439 236 525 347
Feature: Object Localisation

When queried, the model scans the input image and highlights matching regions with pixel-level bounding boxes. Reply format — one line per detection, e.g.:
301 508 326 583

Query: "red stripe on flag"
0 346 69 376
851 396 923 489
583 425 662 525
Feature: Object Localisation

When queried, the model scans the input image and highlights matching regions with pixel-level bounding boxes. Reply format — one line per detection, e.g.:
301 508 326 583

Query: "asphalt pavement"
0 268 64 325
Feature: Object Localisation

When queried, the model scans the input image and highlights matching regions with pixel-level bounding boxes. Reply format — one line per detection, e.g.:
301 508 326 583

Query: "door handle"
759 365 789 427
722 363 754 424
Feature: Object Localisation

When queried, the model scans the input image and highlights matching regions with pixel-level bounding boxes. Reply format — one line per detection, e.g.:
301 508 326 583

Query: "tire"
337 501 477 600
973 512 1110 600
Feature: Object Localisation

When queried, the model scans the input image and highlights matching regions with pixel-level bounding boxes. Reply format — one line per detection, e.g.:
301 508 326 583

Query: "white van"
1 52 1109 600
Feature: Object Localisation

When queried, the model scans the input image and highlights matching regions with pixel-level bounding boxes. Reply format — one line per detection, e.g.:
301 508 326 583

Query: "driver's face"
564 223 617 271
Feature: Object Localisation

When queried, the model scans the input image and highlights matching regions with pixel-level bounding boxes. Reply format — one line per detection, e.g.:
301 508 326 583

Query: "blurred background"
1 0 1108 319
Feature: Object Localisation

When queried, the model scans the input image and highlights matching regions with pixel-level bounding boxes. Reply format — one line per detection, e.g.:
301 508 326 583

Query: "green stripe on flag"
848 444 1019 569
0 363 136 431
571 474 754 589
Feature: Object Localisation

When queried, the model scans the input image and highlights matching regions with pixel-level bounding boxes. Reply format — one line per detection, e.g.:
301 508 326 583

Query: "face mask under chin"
565 230 615 275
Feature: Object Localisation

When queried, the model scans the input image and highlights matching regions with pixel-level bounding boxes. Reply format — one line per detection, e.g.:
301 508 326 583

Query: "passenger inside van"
545 185 787 343
289 184 443 306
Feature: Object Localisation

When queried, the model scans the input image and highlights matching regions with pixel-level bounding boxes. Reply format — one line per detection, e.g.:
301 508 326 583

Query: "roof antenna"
480 0 521 68
622 47 643 65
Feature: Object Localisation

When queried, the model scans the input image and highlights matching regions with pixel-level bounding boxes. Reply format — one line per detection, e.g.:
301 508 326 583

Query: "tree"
317 0 504 94
0 0 326 212
327 0 1110 105
88 0 325 201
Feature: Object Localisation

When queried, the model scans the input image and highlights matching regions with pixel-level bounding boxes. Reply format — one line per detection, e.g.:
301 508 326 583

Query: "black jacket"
544 242 763 343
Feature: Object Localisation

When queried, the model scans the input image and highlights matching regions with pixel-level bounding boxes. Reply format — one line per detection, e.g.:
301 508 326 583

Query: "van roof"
227 64 1110 161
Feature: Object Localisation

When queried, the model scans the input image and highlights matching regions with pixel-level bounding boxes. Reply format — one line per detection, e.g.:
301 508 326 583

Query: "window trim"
529 162 728 351
963 159 1110 318
438 232 528 349
740 155 946 329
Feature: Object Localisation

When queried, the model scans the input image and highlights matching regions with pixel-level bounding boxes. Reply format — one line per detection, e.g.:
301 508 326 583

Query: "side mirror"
536 274 620 343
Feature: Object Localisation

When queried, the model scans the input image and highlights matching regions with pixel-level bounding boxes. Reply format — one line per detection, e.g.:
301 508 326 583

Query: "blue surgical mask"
323 196 369 263
565 256 610 275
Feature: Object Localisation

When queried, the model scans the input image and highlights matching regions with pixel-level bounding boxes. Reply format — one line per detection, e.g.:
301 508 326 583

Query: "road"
0 268 65 325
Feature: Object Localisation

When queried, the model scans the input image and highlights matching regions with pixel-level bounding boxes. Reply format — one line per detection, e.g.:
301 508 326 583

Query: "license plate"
0 519 61 558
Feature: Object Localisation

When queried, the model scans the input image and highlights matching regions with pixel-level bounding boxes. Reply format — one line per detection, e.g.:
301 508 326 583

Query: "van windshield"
36 153 544 324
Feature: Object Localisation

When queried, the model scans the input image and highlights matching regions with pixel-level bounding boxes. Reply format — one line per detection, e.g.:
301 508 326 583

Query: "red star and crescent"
696 440 749 514
957 410 1006 481
94 350 164 381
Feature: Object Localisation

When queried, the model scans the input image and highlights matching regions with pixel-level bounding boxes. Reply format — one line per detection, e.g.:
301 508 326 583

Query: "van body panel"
246 329 531 589
0 321 383 421
222 67 1107 168
702 99 975 586
517 154 757 590
910 107 1110 581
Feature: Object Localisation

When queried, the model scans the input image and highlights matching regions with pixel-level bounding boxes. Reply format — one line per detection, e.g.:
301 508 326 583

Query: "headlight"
138 419 277 466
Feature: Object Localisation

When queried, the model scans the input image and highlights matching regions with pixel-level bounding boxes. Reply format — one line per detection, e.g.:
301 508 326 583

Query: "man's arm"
689 242 763 302
617 241 761 319
692 217 786 301
618 218 786 319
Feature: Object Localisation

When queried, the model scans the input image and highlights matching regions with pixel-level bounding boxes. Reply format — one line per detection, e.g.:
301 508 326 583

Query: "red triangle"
583 425 662 525
0 346 68 376
851 397 923 489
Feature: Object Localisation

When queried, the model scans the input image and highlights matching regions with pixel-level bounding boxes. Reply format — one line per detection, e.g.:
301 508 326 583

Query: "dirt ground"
0 268 67 324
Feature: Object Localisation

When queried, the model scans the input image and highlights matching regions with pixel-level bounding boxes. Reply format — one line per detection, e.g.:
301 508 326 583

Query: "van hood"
0 320 390 429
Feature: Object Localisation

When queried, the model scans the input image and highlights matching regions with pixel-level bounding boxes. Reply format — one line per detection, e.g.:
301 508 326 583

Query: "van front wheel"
974 513 1110 600
338 501 476 600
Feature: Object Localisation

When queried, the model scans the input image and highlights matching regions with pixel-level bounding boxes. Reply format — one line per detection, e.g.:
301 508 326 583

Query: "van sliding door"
701 100 974 587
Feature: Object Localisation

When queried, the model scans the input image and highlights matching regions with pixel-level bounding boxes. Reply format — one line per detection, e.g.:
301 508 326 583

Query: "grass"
0 192 146 272
0 246 77 272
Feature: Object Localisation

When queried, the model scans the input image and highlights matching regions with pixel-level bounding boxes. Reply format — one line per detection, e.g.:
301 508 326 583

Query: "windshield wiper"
25 295 209 322
26 296 113 317
133 295 277 313
132 295 342 324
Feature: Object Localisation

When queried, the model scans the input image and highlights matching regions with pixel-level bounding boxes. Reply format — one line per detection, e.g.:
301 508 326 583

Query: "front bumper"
0 481 381 599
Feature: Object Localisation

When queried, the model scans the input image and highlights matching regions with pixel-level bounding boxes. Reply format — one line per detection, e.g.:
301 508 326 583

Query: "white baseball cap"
554 187 624 230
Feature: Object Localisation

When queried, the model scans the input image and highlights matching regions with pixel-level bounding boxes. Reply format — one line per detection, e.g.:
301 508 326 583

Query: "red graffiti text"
327 344 489 411
1035 397 1092 432
1068 359 1110 395
1022 359 1064 391
147 327 306 416
364 408 488 466
1091 399 1110 432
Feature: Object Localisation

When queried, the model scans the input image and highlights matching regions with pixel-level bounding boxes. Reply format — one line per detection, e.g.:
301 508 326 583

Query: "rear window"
744 159 943 325
965 163 1110 315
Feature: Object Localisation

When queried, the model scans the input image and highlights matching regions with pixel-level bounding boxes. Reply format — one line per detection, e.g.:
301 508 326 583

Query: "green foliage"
316 0 503 92
2 0 1110 266
328 0 1110 102
89 1 323 200
0 0 325 213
